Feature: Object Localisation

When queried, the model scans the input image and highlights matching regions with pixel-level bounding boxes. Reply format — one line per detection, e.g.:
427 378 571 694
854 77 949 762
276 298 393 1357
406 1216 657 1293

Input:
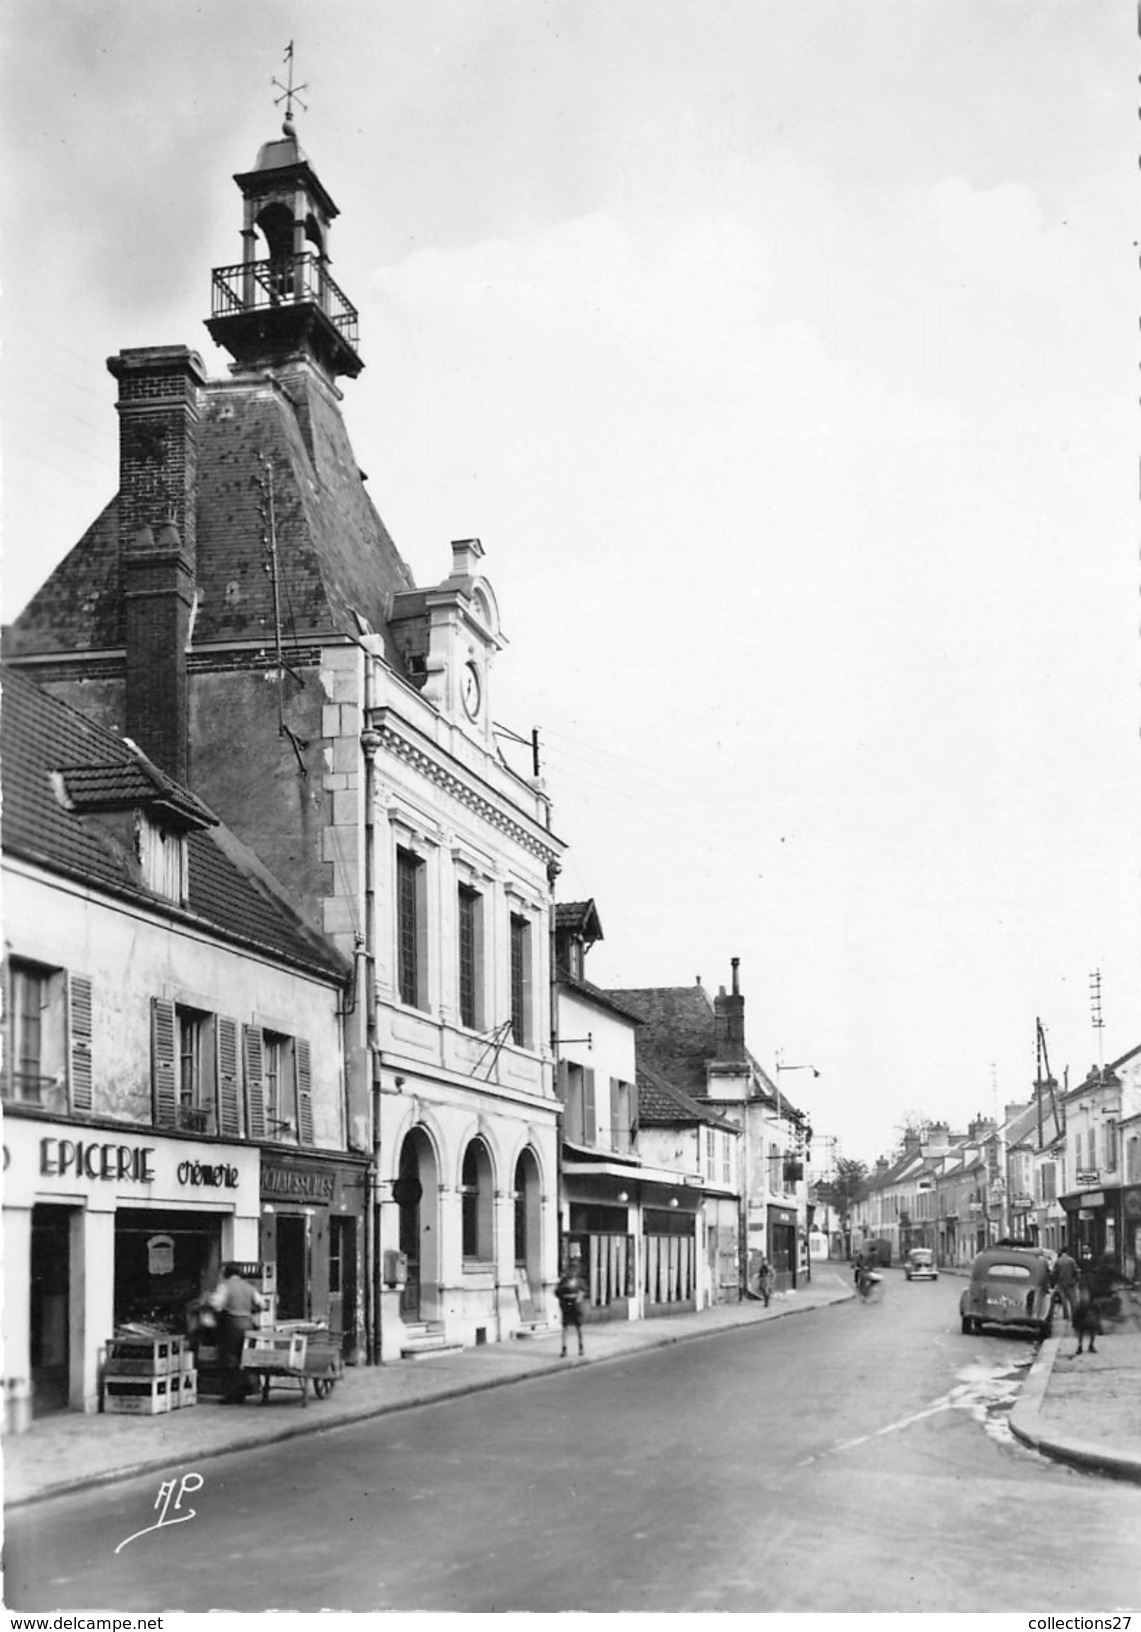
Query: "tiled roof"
2 666 349 981
555 900 603 939
607 984 717 1096
556 970 643 1024
636 1064 736 1131
4 369 416 671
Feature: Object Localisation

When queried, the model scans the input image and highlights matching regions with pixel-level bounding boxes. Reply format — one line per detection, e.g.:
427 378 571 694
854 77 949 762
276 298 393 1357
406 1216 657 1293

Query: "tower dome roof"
254 117 307 173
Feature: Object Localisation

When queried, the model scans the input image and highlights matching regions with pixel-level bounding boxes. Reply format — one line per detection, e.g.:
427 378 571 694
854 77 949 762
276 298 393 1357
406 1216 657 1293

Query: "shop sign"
147 1234 175 1275
262 1163 335 1202
1077 1170 1100 1187
177 1159 240 1190
1079 1192 1105 1211
1125 1190 1141 1218
40 1137 155 1183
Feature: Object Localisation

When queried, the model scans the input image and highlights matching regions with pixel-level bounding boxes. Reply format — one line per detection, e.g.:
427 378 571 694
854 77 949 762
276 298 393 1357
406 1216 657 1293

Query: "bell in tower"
205 65 363 384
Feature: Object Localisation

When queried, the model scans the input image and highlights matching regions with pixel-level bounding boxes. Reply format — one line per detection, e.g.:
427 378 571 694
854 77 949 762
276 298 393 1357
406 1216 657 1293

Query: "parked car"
904 1248 938 1281
959 1245 1054 1338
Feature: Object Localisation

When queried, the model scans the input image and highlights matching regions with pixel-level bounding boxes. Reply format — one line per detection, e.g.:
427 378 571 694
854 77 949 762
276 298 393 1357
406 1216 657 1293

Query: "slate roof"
2 666 349 981
635 1064 737 1132
4 368 416 671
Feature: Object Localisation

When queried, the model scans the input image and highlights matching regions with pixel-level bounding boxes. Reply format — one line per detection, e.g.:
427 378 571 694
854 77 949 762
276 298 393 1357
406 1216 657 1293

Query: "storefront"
1061 1185 1141 1277
768 1204 798 1290
258 1152 367 1358
3 1114 260 1424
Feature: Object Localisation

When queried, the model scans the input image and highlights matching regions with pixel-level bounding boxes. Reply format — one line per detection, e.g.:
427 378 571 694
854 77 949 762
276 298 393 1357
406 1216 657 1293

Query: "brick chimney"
108 347 208 785
713 957 746 1062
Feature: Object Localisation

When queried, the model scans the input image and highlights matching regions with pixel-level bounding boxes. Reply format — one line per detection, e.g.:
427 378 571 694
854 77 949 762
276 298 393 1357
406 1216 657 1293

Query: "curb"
7 1289 852 1512
1009 1336 1141 1486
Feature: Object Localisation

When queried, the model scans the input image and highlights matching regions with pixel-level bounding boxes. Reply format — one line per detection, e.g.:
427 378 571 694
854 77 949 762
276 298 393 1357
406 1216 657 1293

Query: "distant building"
608 962 809 1293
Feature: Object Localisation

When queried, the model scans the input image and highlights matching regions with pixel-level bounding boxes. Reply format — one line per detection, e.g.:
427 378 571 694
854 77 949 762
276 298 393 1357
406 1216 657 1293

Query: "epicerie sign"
35 1138 238 1191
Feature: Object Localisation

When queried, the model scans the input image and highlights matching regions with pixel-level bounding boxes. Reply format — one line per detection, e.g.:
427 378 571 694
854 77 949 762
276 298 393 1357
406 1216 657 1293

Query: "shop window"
509 912 532 1046
397 847 426 1009
457 884 483 1029
4 959 88 1112
461 1137 494 1262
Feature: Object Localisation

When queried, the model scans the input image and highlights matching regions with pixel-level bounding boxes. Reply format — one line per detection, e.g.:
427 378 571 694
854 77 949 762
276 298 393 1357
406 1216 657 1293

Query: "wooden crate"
105 1376 172 1415
241 1330 307 1371
105 1337 179 1376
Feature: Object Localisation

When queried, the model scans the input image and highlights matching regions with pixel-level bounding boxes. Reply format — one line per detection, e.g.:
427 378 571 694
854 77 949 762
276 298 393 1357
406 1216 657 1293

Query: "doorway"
394 1127 439 1322
276 1214 309 1321
31 1205 71 1416
328 1215 357 1354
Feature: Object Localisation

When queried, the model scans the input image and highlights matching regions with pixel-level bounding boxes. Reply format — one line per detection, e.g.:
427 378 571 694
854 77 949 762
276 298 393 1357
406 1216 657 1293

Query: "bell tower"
205 65 362 383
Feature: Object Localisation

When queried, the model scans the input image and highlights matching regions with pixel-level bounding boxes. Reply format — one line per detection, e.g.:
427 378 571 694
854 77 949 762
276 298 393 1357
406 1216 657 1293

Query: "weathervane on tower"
272 41 309 130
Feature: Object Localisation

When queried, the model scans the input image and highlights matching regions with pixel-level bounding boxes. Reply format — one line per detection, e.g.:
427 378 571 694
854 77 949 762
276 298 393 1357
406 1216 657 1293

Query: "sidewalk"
4 1272 853 1509
1010 1324 1141 1483
8 1270 1140 1509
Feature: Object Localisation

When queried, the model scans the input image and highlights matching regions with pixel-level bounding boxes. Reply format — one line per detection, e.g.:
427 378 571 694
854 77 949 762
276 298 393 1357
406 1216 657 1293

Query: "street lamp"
774 1053 820 1284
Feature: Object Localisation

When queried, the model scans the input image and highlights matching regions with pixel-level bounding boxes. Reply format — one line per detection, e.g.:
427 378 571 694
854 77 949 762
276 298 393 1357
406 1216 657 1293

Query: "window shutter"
151 997 177 1128
583 1068 596 1147
629 1077 639 1134
296 1038 314 1145
555 1060 569 1101
609 1077 620 1147
216 1017 241 1137
243 1025 266 1141
68 974 93 1111
563 1068 583 1144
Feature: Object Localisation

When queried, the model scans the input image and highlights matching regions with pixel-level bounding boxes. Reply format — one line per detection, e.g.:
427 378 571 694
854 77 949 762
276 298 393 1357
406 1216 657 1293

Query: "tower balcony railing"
211 254 360 349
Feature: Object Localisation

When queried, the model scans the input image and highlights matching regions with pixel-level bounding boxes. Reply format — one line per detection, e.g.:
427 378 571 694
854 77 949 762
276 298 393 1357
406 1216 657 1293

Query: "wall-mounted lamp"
617 1191 629 1204
669 1196 679 1209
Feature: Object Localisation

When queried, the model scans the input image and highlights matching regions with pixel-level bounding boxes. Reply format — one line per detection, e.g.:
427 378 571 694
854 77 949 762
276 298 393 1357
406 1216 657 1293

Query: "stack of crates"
171 1340 197 1411
103 1334 182 1416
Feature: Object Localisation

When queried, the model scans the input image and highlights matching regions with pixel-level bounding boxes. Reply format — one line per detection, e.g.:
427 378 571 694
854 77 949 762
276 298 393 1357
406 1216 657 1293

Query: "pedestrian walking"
756 1256 774 1307
1051 1246 1078 1322
555 1257 588 1358
209 1262 267 1402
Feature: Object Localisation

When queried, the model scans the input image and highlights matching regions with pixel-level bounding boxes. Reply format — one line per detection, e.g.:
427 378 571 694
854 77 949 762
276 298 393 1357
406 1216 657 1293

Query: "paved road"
8 1268 1141 1612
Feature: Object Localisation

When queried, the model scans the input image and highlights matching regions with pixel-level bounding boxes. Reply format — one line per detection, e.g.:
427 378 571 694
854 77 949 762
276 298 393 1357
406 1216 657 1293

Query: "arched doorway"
512 1148 542 1318
394 1127 438 1321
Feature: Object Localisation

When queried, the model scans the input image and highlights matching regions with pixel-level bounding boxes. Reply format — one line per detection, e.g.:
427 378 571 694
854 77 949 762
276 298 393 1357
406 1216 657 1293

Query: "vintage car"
959 1245 1054 1338
904 1248 938 1281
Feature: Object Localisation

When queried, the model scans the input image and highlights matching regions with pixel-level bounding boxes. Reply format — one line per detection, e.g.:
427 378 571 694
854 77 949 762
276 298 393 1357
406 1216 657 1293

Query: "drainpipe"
361 649 383 1366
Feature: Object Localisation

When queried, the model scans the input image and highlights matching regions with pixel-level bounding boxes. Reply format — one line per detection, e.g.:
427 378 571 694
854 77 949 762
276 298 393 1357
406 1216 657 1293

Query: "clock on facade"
461 660 482 720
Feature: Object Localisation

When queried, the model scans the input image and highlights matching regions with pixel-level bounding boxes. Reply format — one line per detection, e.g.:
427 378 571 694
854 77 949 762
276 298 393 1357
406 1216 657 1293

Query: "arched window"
461 1138 494 1262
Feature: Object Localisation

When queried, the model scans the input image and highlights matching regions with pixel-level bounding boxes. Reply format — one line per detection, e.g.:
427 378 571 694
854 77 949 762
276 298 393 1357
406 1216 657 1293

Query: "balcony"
4 1072 58 1105
210 254 359 348
177 1104 215 1136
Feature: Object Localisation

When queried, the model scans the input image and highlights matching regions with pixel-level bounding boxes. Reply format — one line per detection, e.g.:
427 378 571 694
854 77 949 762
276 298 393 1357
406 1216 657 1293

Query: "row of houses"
846 1055 1141 1280
2 112 814 1427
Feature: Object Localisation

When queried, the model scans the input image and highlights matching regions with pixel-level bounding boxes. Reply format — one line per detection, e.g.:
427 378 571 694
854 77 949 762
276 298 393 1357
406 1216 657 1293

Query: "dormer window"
140 814 188 904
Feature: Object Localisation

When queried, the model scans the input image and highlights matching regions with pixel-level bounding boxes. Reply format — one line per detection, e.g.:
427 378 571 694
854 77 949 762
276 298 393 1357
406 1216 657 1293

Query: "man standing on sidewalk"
210 1263 267 1403
1051 1245 1079 1323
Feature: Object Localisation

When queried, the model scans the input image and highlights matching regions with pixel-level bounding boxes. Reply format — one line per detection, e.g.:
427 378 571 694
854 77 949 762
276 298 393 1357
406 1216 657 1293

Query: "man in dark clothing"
555 1258 588 1358
1051 1247 1079 1322
209 1263 267 1402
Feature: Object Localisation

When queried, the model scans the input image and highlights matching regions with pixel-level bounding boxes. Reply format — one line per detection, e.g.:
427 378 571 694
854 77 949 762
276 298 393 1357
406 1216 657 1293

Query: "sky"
2 0 1138 1169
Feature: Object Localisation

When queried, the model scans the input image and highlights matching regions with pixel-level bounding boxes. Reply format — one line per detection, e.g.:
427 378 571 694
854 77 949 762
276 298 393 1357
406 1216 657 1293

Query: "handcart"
240 1325 344 1406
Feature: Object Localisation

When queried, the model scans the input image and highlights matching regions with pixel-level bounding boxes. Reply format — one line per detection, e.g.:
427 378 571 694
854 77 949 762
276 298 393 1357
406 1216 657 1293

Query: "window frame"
461 1137 494 1263
457 883 483 1031
396 846 427 1010
509 910 534 1048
